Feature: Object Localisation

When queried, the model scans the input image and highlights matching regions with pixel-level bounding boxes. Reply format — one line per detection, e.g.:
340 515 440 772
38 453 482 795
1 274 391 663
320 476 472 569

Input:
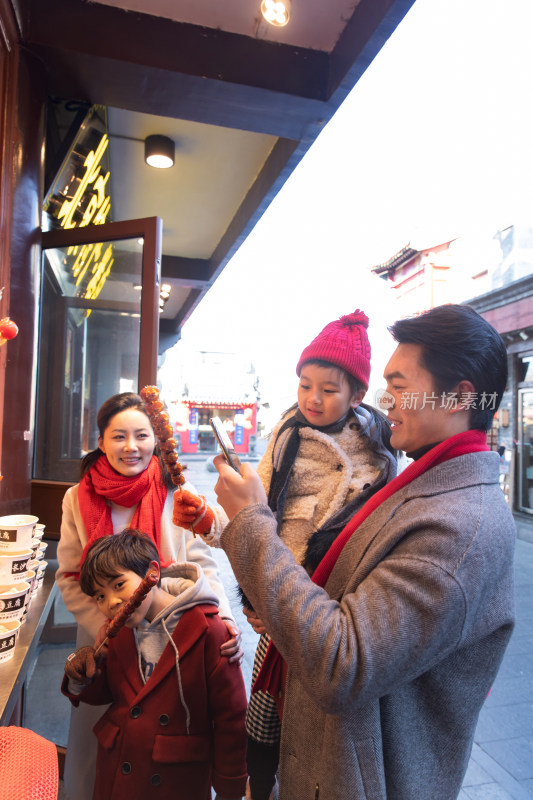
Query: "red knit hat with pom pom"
296 309 371 389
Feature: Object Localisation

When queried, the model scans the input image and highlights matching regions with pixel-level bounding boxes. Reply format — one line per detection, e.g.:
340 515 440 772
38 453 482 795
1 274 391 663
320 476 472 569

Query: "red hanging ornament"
0 317 18 346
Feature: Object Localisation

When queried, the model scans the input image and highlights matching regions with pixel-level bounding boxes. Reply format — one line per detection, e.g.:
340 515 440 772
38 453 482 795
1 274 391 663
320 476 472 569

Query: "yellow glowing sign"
69 241 114 301
58 134 111 230
57 132 113 309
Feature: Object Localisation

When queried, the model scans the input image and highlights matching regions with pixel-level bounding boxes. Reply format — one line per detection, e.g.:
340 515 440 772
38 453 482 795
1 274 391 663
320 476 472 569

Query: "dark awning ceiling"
16 0 416 352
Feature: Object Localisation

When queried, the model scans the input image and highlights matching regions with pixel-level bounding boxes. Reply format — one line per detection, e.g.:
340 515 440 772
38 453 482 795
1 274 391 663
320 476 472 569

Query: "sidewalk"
459 536 533 799
26 455 533 798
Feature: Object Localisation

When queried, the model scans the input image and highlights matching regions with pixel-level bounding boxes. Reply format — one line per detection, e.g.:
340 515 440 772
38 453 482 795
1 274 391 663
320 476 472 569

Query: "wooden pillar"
0 2 46 513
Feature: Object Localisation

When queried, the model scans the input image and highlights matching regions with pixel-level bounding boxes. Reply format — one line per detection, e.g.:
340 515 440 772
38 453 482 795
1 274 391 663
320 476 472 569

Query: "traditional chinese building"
166 350 260 455
372 227 533 532
466 226 533 526
371 236 489 319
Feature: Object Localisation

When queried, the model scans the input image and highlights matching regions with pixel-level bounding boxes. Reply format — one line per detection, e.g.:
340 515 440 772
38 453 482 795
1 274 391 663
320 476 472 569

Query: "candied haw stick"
140 385 186 490
94 568 158 656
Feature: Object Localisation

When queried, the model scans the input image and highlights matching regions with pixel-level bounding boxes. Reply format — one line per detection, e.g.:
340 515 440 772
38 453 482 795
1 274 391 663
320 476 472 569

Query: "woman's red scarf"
253 429 490 698
77 455 167 570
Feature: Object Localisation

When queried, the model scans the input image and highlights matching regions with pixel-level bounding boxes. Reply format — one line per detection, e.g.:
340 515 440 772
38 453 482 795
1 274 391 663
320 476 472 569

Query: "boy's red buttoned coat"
62 604 247 800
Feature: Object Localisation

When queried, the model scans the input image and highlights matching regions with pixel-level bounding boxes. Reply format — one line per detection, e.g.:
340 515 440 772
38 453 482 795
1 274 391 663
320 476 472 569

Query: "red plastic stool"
0 726 58 800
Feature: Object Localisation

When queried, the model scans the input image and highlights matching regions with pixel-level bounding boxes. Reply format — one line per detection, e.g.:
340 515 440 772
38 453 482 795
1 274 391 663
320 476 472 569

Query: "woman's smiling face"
98 408 155 476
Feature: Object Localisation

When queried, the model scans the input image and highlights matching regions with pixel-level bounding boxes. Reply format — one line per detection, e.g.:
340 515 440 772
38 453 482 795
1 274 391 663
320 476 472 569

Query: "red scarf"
253 430 489 697
77 455 167 570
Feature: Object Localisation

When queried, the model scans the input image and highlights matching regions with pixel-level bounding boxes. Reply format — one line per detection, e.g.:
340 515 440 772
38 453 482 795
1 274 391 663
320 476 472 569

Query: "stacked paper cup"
34 527 48 588
0 619 21 662
0 515 39 659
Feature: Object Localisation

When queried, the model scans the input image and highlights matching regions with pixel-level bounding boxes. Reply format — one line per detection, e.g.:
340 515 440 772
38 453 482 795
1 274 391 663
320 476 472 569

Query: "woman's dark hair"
79 529 161 597
80 391 174 488
299 359 367 397
389 304 508 432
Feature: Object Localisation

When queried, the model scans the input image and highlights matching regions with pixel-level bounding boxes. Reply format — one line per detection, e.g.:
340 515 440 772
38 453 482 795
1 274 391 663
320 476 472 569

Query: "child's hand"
94 621 110 656
64 646 98 683
220 620 244 664
173 489 214 536
243 607 267 635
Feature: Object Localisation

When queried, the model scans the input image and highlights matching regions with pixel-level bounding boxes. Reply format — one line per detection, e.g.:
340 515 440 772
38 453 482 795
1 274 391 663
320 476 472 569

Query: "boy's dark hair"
79 529 161 596
299 359 366 398
80 391 174 489
389 304 508 432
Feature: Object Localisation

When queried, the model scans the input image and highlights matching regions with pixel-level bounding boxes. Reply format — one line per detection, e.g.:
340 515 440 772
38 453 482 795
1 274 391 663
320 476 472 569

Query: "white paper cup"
21 571 37 622
0 515 39 553
35 542 48 562
36 560 47 578
0 549 32 583
0 582 30 622
0 619 21 662
25 569 36 594
32 526 45 542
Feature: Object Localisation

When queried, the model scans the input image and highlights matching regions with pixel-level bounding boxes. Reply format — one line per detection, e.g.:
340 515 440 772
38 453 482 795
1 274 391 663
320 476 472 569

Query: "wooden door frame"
41 216 162 387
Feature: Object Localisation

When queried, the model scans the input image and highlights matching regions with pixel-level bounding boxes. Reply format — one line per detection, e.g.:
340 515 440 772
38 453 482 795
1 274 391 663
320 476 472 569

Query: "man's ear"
451 380 476 414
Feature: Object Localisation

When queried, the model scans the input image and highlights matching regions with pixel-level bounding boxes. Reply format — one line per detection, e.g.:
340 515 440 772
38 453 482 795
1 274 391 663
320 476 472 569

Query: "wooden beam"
207 136 299 283
161 255 211 288
22 0 329 99
159 288 202 353
329 0 417 95
19 0 332 139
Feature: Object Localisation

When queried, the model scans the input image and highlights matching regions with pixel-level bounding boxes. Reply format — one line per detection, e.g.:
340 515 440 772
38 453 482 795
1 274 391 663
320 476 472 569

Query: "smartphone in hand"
210 417 242 472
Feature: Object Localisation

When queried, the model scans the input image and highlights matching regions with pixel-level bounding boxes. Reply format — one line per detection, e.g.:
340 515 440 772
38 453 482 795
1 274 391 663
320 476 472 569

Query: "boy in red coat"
62 530 247 800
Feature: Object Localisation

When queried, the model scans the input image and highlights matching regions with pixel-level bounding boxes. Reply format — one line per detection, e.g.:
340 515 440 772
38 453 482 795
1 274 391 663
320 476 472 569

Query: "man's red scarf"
77 455 167 569
253 429 490 697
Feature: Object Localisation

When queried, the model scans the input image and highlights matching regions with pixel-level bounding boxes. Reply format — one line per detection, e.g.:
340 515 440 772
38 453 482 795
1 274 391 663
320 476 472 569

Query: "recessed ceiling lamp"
261 0 291 27
159 283 172 313
144 135 175 169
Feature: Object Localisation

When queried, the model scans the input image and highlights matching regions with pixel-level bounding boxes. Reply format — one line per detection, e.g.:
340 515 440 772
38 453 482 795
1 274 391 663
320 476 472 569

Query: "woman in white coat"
56 391 242 800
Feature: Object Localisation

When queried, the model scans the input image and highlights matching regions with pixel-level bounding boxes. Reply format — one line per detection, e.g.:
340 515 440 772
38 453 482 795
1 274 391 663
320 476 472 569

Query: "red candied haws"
140 384 186 489
105 569 158 639
159 437 177 453
140 385 159 402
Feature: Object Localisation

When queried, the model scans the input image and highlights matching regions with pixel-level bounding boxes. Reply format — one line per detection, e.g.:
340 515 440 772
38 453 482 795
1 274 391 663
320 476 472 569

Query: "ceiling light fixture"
261 0 291 27
144 135 175 169
159 283 172 314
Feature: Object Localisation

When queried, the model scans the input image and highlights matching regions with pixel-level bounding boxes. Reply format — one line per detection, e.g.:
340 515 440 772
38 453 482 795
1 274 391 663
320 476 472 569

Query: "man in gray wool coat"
214 304 515 800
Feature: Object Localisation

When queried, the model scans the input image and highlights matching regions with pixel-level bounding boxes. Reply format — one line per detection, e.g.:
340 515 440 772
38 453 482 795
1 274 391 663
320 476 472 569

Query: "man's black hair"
79 529 161 596
389 304 508 432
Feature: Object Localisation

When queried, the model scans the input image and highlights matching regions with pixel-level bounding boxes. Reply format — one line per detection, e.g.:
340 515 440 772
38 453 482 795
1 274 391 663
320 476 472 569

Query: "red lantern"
0 317 18 345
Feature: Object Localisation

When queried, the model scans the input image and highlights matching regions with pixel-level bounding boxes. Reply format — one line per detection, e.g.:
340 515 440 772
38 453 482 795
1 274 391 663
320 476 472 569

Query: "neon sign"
58 134 111 230
57 132 114 307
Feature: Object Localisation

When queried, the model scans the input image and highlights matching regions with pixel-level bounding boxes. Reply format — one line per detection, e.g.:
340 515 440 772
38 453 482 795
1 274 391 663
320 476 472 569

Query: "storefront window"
519 355 533 383
34 237 143 481
518 388 533 514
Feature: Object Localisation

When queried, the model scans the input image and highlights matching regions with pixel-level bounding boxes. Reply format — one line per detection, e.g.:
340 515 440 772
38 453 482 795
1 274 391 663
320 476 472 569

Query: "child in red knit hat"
173 309 397 800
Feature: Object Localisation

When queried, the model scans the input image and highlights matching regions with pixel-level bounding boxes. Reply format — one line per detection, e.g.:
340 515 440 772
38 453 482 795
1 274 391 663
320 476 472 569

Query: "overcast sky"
161 0 533 426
